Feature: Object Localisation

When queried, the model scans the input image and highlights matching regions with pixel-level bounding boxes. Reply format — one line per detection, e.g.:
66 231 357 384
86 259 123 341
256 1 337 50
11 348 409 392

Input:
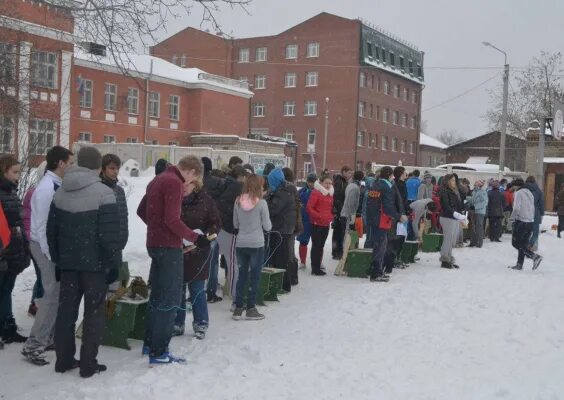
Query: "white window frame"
412 91 418 104
410 142 415 154
305 71 318 87
79 79 93 108
256 47 267 62
307 128 316 152
127 87 139 115
78 132 92 142
410 116 416 129
283 101 296 117
394 85 400 98
306 42 319 58
360 72 367 88
304 100 317 116
286 44 298 60
104 135 116 144
282 130 295 141
358 101 366 118
180 54 187 67
392 111 399 125
169 95 180 121
0 43 16 83
373 133 378 149
357 131 365 147
368 132 373 148
31 51 58 89
403 88 409 101
253 102 265 117
104 83 117 111
238 48 250 63
392 137 398 152
384 81 390 95
382 135 388 151
126 137 138 143
255 75 266 90
383 108 389 123
284 73 297 88
148 91 160 118
29 119 56 155
401 140 407 153
401 113 407 127
304 162 313 175
0 115 14 153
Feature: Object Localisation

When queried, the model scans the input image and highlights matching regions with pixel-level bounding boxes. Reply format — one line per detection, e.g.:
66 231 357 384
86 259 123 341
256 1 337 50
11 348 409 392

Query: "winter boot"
509 264 523 270
370 274 390 282
55 358 79 373
22 348 49 366
194 331 205 340
232 307 244 321
80 363 108 378
532 254 543 270
149 353 186 366
172 325 185 337
312 269 326 276
245 307 265 320
2 321 27 343
441 261 454 269
207 293 223 303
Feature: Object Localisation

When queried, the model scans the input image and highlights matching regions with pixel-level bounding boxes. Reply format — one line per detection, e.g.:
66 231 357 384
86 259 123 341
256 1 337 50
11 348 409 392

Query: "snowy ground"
1 175 564 400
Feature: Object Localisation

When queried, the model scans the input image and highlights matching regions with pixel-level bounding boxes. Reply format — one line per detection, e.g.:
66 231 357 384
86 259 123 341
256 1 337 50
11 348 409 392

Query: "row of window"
242 71 319 89
0 43 58 89
356 132 416 153
365 41 423 78
359 72 419 103
79 80 180 120
358 102 417 128
238 42 320 63
0 116 55 155
77 132 178 146
253 100 320 117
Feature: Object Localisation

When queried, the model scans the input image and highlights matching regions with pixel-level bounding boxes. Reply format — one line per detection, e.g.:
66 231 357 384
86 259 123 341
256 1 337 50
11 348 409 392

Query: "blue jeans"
235 247 265 309
206 241 220 296
144 247 183 356
174 280 209 333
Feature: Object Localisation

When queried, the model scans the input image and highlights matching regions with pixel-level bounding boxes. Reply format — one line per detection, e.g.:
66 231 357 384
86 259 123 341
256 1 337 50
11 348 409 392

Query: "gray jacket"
409 198 433 238
233 197 272 248
417 183 433 200
340 181 360 223
511 188 534 223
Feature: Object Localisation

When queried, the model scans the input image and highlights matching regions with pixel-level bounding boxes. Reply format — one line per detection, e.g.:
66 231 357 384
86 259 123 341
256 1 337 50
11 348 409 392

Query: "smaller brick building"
446 131 526 172
419 133 446 167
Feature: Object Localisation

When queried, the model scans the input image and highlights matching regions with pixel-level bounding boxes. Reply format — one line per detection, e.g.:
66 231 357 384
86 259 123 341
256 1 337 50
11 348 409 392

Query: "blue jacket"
471 187 488 215
361 176 376 221
406 177 421 201
297 185 313 242
366 178 400 230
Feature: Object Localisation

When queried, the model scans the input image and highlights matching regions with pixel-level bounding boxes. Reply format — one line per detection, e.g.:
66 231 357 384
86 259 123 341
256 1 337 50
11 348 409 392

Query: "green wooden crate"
344 249 372 278
242 270 270 306
262 267 285 301
349 230 359 250
422 233 443 252
400 241 419 263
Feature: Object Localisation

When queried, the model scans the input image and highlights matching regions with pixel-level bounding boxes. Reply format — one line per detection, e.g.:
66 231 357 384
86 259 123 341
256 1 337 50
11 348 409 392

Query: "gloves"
106 268 119 284
195 234 211 248
453 212 467 221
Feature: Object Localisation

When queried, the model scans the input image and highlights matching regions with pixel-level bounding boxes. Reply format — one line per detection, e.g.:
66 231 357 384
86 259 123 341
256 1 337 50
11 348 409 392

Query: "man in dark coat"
525 176 544 250
331 166 352 259
487 181 506 242
48 147 122 378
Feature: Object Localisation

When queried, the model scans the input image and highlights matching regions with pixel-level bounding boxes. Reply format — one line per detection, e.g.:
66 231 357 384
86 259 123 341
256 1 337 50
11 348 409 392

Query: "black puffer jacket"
203 172 224 202
487 188 506 218
0 178 30 274
332 174 347 215
216 176 243 234
101 176 129 268
439 187 463 219
266 181 298 235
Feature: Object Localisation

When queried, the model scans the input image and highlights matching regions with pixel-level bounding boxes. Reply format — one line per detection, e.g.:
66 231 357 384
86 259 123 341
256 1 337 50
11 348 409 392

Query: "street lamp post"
323 97 330 171
483 41 509 175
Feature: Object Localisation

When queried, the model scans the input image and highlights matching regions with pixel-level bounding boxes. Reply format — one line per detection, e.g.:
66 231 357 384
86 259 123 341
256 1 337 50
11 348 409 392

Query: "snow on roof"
436 163 510 172
419 133 448 149
544 157 564 164
74 51 252 97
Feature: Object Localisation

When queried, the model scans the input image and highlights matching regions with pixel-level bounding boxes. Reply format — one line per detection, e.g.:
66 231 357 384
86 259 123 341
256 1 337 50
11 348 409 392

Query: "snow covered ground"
2 175 564 400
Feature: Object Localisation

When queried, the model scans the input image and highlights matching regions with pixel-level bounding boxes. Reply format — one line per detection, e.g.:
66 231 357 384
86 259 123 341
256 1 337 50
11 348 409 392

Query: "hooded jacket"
233 195 271 248
439 186 463 219
511 187 535 223
365 178 401 230
266 168 298 234
100 175 129 268
0 177 30 274
31 170 62 256
471 186 488 215
417 182 433 200
307 181 335 227
406 176 421 201
340 180 361 223
47 167 121 273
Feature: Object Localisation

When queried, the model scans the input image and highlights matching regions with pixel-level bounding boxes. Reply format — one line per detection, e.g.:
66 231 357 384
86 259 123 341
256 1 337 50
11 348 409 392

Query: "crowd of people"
0 145 559 375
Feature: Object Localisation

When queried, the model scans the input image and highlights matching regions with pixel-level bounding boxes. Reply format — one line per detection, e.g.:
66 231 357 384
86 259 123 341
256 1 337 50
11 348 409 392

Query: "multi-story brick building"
151 12 425 177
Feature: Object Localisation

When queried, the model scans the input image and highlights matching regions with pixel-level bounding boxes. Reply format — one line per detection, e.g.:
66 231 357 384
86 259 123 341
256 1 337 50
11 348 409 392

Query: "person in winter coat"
524 176 544 250
0 156 30 345
509 179 542 270
266 167 298 292
282 167 301 285
503 182 515 234
469 180 488 248
362 175 376 247
365 166 407 282
215 165 247 303
201 157 224 303
383 166 408 273
137 155 208 365
341 171 363 232
48 147 122 377
487 181 506 242
23 145 74 366
555 183 564 238
417 172 434 200
405 169 421 202
174 179 221 338
100 154 129 280
306 175 334 276
409 198 436 240
439 174 465 269
297 174 317 269
232 174 272 320
331 166 352 259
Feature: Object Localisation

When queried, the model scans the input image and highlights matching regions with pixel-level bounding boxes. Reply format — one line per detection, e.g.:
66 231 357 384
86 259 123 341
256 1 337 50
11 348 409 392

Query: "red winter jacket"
137 165 199 248
306 181 334 227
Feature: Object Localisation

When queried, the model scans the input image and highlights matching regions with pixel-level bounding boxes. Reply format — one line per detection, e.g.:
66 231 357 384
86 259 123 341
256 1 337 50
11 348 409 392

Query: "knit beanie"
306 173 317 183
424 172 432 180
155 158 168 175
201 157 213 174
77 147 102 170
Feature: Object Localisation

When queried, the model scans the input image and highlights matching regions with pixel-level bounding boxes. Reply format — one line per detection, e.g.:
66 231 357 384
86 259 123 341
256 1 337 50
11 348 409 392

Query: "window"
400 56 405 71
373 133 378 148
410 141 415 154
284 73 297 88
357 131 365 147
304 100 317 116
381 48 387 63
256 47 267 62
367 42 373 58
286 44 298 60
127 88 139 114
403 88 409 102
417 64 423 78
376 106 380 120
31 51 57 88
307 42 319 58
282 129 294 141
255 75 266 89
410 116 416 129
401 140 407 153
28 119 55 155
0 43 16 82
168 141 179 146
239 76 249 83
358 101 366 118
171 55 178 65
169 95 180 120
104 135 116 144
371 75 376 89
126 137 138 143
383 108 389 123
283 101 296 116
375 46 380 60
104 83 117 111
0 116 13 153
180 55 187 67
382 135 388 151
392 111 399 125
305 72 318 87
148 91 160 118
384 81 390 95
79 79 93 108
369 104 374 119
368 132 373 148
394 85 400 98
304 162 313 175
401 113 407 127
238 48 249 63
392 137 398 152
307 128 316 151
390 52 395 66
412 91 418 104
360 72 367 88
409 60 414 74
252 102 265 117
78 132 92 142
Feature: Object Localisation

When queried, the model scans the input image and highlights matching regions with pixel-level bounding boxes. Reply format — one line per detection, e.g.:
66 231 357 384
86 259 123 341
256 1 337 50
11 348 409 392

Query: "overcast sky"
155 0 563 140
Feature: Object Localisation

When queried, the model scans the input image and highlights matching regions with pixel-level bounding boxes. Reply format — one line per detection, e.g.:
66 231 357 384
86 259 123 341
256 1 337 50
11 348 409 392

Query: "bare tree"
435 129 466 146
485 51 564 138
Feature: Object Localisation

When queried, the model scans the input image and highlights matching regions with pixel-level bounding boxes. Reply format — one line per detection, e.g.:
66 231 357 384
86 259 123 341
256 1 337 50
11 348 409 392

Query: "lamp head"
482 41 491 47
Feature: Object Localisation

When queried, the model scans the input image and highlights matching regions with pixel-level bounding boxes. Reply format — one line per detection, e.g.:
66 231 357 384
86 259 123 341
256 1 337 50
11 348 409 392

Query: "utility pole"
323 97 329 171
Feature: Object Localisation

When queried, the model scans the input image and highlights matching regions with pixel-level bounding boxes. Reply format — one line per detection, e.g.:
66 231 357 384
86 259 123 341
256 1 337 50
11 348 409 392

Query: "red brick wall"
1 0 74 33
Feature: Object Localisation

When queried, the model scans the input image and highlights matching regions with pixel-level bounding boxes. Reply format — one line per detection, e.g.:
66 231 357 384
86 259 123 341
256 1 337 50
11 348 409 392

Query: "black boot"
441 261 454 269
2 320 27 344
